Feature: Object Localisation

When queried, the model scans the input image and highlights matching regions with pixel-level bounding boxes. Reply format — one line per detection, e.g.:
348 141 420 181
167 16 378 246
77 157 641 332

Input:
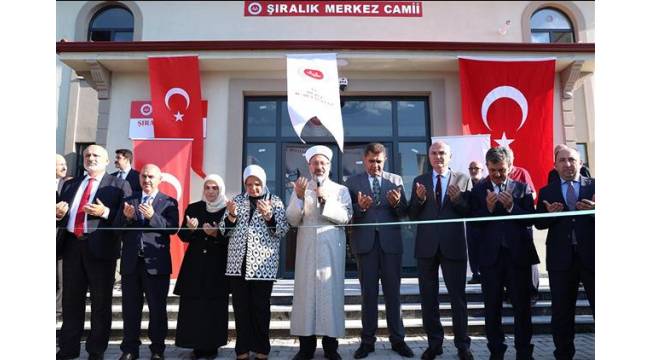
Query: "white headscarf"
243 164 267 195
202 174 227 213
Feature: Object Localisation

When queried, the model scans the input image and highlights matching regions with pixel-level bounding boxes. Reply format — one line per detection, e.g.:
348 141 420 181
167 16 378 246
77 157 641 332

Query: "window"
530 8 574 43
88 6 134 41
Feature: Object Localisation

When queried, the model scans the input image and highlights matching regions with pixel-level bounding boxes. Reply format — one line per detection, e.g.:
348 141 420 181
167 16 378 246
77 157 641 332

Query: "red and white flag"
459 57 555 190
148 56 206 178
133 139 192 279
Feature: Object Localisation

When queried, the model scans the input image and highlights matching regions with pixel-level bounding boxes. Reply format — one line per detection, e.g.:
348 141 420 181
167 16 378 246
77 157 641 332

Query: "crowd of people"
55 141 594 360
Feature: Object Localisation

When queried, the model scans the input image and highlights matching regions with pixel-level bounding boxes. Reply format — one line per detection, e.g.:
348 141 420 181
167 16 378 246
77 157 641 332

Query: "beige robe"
286 178 352 338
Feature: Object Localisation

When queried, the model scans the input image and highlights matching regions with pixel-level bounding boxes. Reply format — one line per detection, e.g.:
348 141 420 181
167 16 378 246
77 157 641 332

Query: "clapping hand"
257 199 274 221
138 201 154 220
186 216 199 231
84 198 106 217
226 199 237 221
357 192 373 211
203 221 218 237
56 201 69 219
447 184 462 203
415 182 427 202
542 200 564 213
486 189 498 213
576 198 595 210
123 202 136 220
387 188 401 207
496 190 513 211
294 177 308 200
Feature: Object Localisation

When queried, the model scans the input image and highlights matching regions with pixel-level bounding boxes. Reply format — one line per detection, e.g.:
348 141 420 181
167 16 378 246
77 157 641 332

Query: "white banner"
430 134 491 176
129 100 207 139
286 53 344 152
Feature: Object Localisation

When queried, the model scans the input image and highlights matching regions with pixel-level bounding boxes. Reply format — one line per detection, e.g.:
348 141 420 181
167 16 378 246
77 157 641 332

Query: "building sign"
129 100 207 139
244 1 422 17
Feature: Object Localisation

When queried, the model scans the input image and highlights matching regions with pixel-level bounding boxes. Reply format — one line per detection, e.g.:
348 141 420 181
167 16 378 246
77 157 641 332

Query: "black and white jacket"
219 192 289 280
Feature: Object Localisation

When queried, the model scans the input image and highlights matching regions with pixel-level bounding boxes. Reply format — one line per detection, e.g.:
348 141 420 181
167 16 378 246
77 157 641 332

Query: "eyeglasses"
468 167 482 171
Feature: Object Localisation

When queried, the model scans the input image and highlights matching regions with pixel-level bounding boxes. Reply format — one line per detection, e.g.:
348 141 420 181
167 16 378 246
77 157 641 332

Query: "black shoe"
489 353 504 360
421 347 443 360
458 349 474 360
468 275 481 284
88 353 104 360
150 353 164 360
391 341 414 358
56 352 79 360
118 354 138 360
354 343 375 359
324 351 342 360
291 351 313 360
192 349 219 359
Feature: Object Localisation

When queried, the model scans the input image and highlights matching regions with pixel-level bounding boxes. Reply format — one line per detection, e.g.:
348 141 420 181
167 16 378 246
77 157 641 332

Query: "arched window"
530 8 575 43
87 6 134 41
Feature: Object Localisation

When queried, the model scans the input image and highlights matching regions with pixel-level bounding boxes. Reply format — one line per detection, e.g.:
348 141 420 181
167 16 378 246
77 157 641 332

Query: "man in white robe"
287 145 352 360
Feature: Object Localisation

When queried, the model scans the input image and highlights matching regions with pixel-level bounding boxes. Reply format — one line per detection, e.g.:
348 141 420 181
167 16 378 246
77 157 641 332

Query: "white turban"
202 174 227 213
304 145 333 163
243 164 267 189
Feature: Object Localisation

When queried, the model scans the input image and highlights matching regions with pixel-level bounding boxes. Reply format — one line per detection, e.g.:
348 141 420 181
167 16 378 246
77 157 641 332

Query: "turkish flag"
148 56 206 178
133 139 192 279
459 57 555 191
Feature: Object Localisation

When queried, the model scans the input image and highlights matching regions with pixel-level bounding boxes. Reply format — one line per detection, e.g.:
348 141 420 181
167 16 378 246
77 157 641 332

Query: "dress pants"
481 246 533 359
120 257 170 357
298 335 338 356
58 234 116 357
356 234 405 345
466 224 481 278
229 276 274 355
549 249 595 360
417 251 471 351
57 258 63 315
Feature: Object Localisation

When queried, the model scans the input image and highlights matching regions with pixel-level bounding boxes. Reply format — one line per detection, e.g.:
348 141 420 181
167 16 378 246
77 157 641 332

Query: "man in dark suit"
535 147 595 360
118 164 179 360
112 149 141 192
56 145 132 360
408 141 474 360
345 143 413 359
466 160 484 285
470 147 536 360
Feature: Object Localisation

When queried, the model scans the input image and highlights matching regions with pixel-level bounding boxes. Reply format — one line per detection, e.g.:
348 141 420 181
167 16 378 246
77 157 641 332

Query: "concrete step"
73 299 593 322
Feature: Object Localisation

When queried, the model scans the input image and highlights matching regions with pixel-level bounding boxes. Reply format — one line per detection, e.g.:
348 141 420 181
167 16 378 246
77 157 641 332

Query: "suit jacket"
119 191 179 276
56 173 132 260
470 178 536 267
408 169 473 260
535 176 595 272
345 171 408 255
112 169 141 193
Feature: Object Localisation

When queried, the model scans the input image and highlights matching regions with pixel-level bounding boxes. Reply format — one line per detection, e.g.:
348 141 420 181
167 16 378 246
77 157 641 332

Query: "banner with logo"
430 134 491 176
129 100 208 139
245 1 423 17
148 55 206 178
287 53 344 152
459 57 555 189
133 139 192 279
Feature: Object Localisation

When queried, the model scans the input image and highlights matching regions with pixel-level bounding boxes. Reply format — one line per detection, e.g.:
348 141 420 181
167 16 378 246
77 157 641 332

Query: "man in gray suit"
345 143 413 359
408 141 474 360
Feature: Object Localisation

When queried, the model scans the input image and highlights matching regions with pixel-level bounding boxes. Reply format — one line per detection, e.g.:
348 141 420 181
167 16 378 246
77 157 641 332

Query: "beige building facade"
56 1 595 276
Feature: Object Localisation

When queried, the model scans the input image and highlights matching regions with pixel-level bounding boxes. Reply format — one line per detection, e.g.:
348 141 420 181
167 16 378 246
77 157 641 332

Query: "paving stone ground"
64 333 594 359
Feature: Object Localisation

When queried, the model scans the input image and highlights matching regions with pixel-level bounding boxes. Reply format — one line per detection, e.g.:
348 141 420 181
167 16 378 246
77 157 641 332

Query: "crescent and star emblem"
161 172 183 204
164 87 191 122
480 85 528 148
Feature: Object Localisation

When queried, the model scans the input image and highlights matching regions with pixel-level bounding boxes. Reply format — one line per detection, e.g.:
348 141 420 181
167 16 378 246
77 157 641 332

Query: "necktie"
119 170 125 180
435 174 442 210
566 181 577 211
372 176 381 205
73 178 95 237
138 195 151 222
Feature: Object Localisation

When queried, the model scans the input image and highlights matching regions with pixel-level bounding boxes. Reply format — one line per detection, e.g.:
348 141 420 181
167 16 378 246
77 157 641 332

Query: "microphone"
316 176 325 206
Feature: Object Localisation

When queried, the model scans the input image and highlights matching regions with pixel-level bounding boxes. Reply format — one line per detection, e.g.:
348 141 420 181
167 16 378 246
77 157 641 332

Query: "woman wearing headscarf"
219 164 289 360
174 174 229 359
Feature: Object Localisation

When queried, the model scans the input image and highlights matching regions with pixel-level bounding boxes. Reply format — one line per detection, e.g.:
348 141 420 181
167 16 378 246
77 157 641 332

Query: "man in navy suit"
112 149 141 193
344 143 413 359
409 141 474 360
118 164 179 360
56 145 132 360
535 147 595 360
470 147 536 360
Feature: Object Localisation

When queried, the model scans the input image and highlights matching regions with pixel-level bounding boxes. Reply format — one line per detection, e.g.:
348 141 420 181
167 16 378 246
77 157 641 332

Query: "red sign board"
244 1 423 17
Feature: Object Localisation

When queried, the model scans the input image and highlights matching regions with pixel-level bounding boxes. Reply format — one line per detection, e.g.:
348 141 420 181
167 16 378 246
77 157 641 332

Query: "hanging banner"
129 100 207 139
459 57 555 190
133 139 192 279
430 134 491 176
287 53 344 152
245 1 423 17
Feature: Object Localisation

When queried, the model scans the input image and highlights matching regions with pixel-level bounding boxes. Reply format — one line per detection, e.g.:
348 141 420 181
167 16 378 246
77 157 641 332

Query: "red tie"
73 178 95 237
